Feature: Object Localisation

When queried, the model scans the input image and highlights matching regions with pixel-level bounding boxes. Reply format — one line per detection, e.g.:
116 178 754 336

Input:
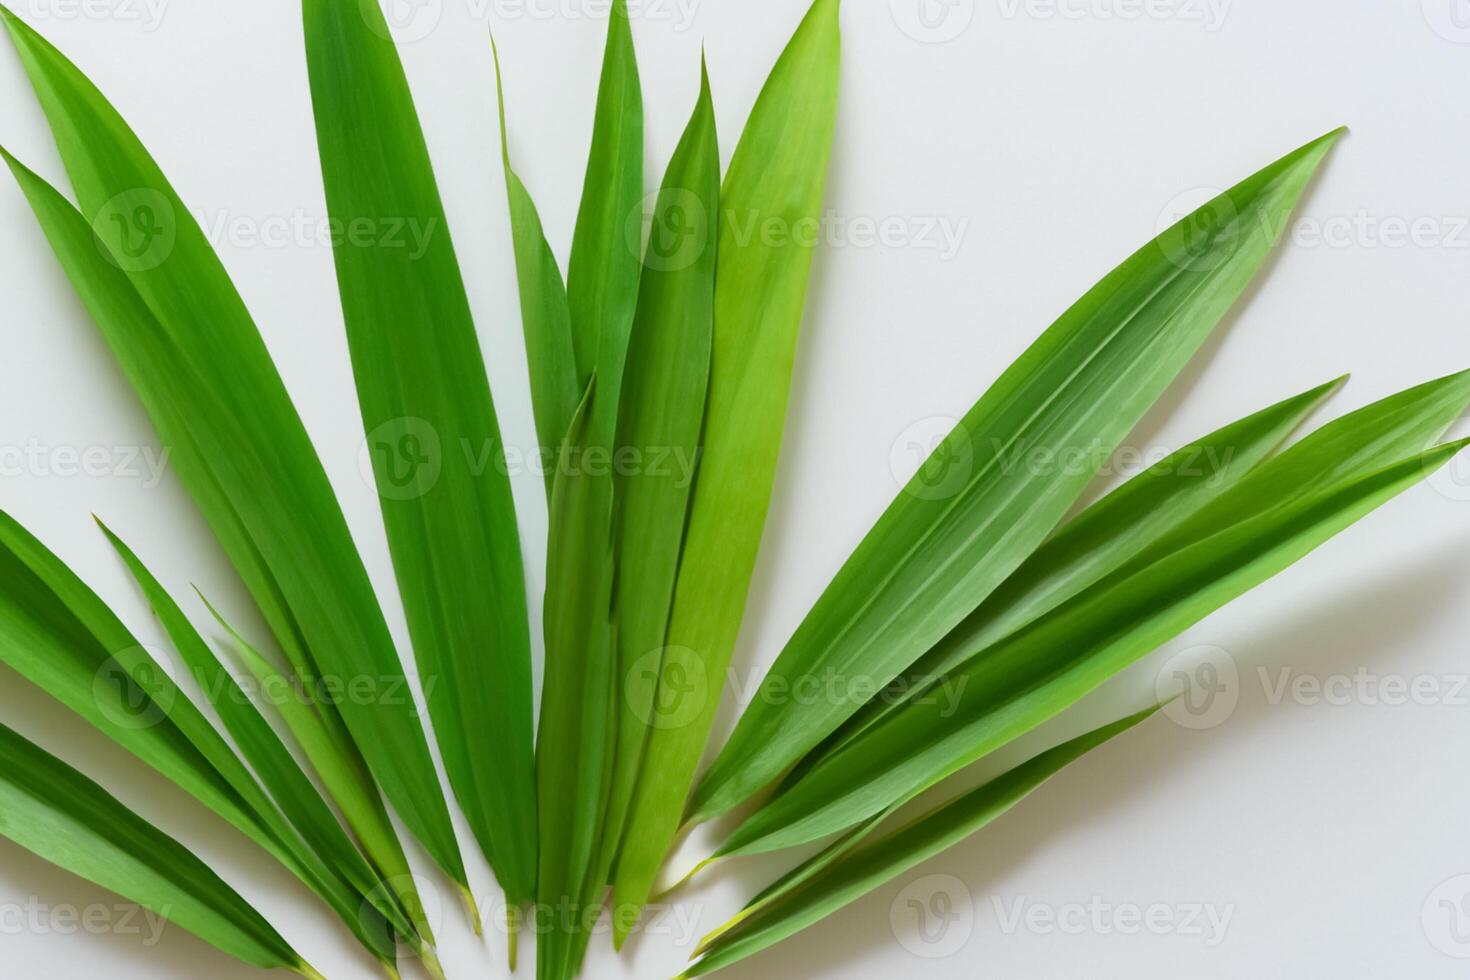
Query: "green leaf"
0 721 321 977
0 3 466 889
799 376 1346 770
565 0 643 399
611 0 843 932
536 385 617 980
715 438 1467 859
492 35 579 487
303 0 537 910
0 512 398 970
690 127 1345 825
198 595 444 958
683 707 1161 977
98 522 428 957
599 57 719 929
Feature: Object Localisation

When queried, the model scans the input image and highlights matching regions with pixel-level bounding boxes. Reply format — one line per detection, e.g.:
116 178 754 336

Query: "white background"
1 0 1469 977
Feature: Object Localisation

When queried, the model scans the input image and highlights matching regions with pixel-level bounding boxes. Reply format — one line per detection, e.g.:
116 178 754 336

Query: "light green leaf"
799 376 1346 770
99 522 429 959
691 127 1345 825
0 512 398 969
0 721 321 977
600 57 719 929
492 35 579 486
536 384 617 980
565 0 643 399
0 3 465 888
611 0 843 931
716 438 1467 858
683 707 1161 977
198 595 444 958
303 0 536 910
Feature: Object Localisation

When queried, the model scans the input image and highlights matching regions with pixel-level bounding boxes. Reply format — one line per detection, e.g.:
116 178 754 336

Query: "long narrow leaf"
0 4 465 887
716 438 1466 858
800 376 1346 769
612 0 843 933
683 707 1161 977
601 58 719 929
492 36 579 485
99 523 432 962
691 127 1344 824
303 0 537 913
0 512 399 970
0 722 321 977
536 386 616 980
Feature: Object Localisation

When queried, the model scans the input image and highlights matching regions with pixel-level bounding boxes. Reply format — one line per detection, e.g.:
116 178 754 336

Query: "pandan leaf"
801 376 1348 769
0 721 322 977
0 4 466 890
302 0 537 914
683 707 1161 977
492 35 579 485
0 147 438 962
536 385 617 980
600 57 719 919
98 523 431 960
611 0 843 937
0 512 398 971
715 438 1467 859
197 595 444 959
565 0 643 399
690 127 1345 826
